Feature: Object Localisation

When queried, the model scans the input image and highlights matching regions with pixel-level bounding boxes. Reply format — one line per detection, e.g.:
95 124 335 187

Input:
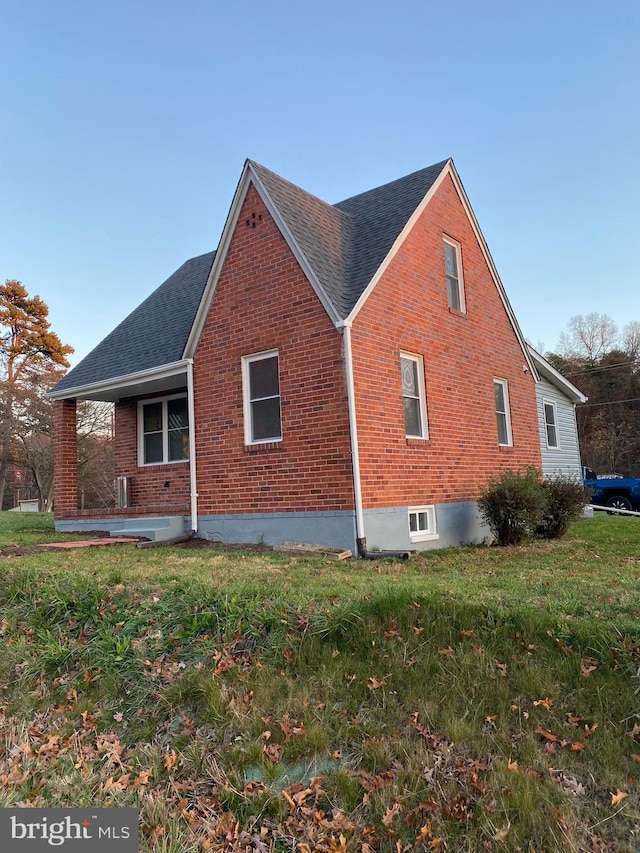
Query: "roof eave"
47 359 192 403
528 346 588 403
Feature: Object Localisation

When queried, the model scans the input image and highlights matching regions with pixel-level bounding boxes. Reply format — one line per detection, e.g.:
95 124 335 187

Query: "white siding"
536 377 582 479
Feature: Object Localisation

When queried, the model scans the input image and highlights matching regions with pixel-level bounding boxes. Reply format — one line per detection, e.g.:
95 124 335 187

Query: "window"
443 237 465 312
408 506 438 542
243 351 282 444
494 379 512 446
139 395 189 465
544 400 559 448
400 353 428 438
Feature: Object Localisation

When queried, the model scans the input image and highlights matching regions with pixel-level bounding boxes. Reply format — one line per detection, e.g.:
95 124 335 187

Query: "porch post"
53 398 78 514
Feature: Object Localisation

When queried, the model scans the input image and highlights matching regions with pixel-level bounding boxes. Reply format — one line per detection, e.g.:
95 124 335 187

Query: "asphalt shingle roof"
52 251 215 394
52 159 450 396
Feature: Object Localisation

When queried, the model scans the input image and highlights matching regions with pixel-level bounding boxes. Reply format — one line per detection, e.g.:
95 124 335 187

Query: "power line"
565 361 637 378
580 397 640 408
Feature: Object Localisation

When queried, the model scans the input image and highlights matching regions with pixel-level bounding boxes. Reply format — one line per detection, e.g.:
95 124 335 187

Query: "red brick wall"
53 399 78 514
193 184 355 515
351 172 541 508
112 395 190 513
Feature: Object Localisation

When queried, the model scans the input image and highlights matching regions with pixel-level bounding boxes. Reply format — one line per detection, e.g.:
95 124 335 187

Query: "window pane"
401 358 418 396
447 276 461 310
169 427 189 461
418 512 428 532
494 382 505 413
444 242 457 277
252 397 282 441
168 398 188 429
409 513 417 533
403 397 422 437
144 432 163 464
496 412 508 446
143 402 162 433
546 424 558 447
249 356 279 399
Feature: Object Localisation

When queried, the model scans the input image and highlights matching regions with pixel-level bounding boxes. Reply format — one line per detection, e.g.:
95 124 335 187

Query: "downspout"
340 322 409 561
186 359 198 534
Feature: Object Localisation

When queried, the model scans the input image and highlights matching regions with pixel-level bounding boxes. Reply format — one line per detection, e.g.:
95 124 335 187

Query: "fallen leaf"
570 742 585 752
438 646 455 658
535 726 559 742
382 802 402 826
134 769 153 787
493 823 510 841
495 660 508 676
164 750 178 770
611 790 628 806
534 697 554 711
368 676 386 690
507 759 518 771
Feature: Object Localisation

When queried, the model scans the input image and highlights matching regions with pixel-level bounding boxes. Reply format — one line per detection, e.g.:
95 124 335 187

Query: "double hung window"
443 237 465 312
494 379 512 446
544 400 559 448
401 353 428 439
139 395 189 465
243 351 282 444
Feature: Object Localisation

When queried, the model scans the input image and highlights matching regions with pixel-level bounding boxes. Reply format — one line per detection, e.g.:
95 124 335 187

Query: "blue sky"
2 0 639 366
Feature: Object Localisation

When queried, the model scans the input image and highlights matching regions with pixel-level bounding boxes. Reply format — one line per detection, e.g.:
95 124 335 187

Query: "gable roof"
51 158 535 399
249 160 448 318
528 346 587 404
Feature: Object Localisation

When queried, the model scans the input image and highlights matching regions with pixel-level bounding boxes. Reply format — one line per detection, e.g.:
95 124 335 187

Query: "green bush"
536 476 588 540
477 466 546 546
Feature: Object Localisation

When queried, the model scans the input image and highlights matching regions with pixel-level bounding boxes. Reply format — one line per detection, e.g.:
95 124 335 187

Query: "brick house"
50 158 545 553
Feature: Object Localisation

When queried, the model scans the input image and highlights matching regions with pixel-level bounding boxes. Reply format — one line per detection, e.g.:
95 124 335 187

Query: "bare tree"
558 313 619 364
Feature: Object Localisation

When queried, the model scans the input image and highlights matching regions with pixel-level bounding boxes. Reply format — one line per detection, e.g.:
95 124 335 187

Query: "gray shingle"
249 162 354 317
52 251 215 394
334 160 449 312
53 159 450 396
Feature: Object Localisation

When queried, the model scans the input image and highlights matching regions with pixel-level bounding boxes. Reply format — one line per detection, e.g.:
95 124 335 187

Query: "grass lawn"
0 512 639 851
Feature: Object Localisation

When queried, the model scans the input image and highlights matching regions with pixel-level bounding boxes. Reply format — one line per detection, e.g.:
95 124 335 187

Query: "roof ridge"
335 159 451 207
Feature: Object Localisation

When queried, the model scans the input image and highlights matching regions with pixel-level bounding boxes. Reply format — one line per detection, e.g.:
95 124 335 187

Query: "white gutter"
186 360 198 533
340 321 365 541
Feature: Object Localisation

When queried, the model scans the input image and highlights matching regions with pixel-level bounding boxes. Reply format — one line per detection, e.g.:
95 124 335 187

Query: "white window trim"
137 393 189 466
543 398 560 449
408 505 439 543
494 378 513 446
400 352 429 439
443 235 466 313
242 349 282 445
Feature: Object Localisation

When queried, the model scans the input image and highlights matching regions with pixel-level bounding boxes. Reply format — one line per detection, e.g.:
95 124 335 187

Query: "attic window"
443 237 465 313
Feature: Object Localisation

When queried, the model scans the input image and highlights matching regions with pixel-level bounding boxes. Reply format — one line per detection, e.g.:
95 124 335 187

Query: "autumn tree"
0 280 73 508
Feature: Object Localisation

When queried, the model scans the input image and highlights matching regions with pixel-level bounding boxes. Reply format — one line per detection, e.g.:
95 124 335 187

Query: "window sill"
498 445 514 452
448 307 467 318
138 459 189 469
406 437 430 447
410 533 440 543
245 441 284 453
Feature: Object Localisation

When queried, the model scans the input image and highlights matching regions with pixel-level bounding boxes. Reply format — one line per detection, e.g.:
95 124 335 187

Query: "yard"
0 512 639 851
